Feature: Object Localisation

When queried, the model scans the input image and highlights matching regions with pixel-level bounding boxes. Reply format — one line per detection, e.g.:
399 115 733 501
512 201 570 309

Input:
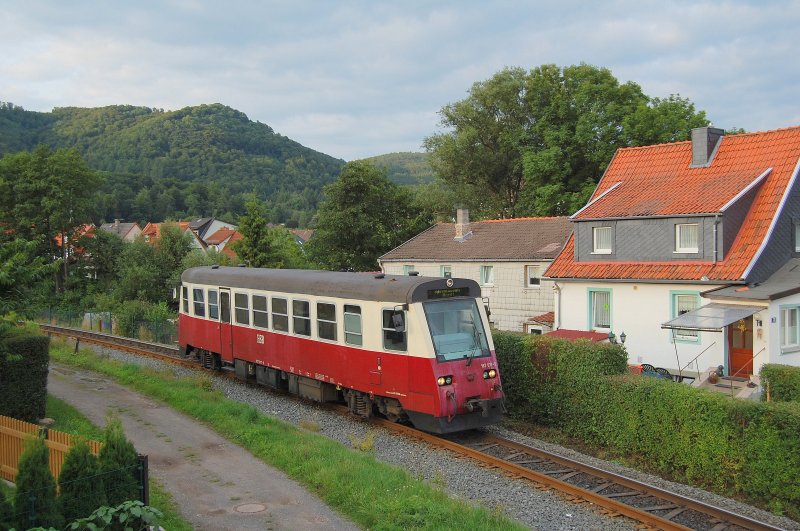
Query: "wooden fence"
0 415 102 483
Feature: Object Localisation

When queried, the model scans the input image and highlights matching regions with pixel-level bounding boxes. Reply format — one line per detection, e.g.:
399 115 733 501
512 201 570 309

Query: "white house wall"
382 261 555 332
553 281 765 375
767 292 800 368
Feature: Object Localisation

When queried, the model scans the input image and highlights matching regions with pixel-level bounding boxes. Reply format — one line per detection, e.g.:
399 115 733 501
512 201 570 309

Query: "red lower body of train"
179 314 504 433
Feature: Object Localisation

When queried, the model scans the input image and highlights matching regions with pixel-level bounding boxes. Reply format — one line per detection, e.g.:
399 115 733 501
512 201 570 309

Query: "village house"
546 126 800 379
379 209 572 333
141 221 206 251
98 219 141 242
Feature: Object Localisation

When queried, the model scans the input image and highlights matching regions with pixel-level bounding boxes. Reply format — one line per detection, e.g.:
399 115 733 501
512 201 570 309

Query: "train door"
219 288 234 362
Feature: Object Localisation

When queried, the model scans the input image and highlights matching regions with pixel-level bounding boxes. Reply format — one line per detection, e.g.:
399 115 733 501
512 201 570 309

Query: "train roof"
181 267 481 304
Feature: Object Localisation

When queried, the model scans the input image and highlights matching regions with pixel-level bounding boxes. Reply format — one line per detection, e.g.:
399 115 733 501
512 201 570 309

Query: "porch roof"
661 303 763 332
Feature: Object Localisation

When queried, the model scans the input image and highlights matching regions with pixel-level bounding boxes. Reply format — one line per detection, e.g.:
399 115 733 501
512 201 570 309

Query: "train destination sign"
427 287 470 299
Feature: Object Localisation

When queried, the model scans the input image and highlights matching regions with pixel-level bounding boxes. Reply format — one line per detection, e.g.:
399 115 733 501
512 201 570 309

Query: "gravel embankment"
68 343 798 531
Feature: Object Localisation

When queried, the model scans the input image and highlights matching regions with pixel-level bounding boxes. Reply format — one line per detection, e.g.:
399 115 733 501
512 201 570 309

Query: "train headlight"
483 369 497 379
437 375 453 386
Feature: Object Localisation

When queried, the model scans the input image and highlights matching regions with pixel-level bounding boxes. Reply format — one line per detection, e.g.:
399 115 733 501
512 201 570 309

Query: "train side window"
382 309 407 351
207 289 219 320
234 293 250 325
344 305 362 346
181 286 188 314
317 302 337 341
272 297 289 332
193 288 205 317
293 300 311 336
253 295 269 329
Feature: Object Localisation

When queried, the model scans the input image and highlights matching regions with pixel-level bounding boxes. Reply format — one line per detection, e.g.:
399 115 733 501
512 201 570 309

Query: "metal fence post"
137 454 149 506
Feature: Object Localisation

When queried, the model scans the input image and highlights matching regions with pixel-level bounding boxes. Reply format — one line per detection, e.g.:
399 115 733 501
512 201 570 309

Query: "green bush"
66 500 162 531
58 440 107 523
493 332 628 422
760 363 800 402
99 418 141 507
13 436 63 530
0 333 50 422
0 487 12 531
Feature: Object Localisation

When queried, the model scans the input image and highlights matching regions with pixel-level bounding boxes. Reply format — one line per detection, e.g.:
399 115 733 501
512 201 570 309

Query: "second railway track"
41 323 788 531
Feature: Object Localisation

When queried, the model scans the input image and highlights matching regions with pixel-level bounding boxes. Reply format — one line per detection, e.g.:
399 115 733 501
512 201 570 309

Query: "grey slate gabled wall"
747 176 800 284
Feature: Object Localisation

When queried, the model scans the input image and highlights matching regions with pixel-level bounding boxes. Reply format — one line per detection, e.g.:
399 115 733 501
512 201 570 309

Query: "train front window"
424 299 489 362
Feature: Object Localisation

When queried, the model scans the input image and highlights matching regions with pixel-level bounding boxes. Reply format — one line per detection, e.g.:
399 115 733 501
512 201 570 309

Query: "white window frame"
592 226 612 254
316 301 337 342
525 265 541 288
403 264 414 275
344 304 363 346
675 223 699 253
780 305 800 352
589 289 611 330
480 265 494 286
794 221 800 252
234 292 250 326
193 288 205 318
440 265 452 278
672 292 700 342
292 299 311 337
252 294 268 329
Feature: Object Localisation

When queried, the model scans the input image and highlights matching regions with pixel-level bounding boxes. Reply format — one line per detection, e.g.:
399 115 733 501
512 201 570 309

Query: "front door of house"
728 317 753 377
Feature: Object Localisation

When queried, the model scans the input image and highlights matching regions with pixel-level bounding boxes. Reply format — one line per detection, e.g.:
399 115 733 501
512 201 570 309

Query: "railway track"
41 323 786 531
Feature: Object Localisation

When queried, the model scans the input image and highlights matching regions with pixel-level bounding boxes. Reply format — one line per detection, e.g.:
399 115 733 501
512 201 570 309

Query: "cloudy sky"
1 1 798 160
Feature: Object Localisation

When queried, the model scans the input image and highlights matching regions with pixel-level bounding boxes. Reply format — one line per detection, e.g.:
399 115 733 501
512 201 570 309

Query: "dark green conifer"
58 440 107 522
13 436 63 530
98 418 140 507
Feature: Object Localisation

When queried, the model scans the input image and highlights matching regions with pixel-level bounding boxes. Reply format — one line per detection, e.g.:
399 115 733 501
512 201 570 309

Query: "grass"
44 394 192 531
50 339 525 530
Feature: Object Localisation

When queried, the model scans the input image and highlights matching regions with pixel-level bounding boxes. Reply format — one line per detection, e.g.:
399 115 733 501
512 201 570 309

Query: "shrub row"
760 363 800 402
493 331 800 518
0 333 50 422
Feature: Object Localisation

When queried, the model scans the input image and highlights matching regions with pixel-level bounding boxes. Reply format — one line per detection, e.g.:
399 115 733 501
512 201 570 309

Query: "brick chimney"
454 208 472 242
690 127 724 167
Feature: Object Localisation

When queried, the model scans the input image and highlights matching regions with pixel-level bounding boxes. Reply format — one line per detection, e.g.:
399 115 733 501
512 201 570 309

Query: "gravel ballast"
71 343 797 531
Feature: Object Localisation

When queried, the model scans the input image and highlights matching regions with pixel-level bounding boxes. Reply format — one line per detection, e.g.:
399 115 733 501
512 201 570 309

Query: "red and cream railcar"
178 266 504 433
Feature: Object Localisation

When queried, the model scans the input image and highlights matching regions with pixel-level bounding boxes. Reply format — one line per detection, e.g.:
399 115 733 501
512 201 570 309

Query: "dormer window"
592 226 612 254
675 223 699 253
794 221 800 252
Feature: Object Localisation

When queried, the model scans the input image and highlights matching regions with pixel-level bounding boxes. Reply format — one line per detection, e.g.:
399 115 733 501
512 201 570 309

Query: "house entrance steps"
692 367 761 399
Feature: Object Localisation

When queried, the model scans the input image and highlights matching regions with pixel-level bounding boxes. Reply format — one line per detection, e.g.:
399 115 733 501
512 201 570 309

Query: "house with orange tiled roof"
141 221 206 251
546 126 800 379
379 209 572 332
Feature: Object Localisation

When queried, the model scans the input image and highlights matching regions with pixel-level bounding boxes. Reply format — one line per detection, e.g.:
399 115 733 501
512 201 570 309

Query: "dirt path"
48 363 359 531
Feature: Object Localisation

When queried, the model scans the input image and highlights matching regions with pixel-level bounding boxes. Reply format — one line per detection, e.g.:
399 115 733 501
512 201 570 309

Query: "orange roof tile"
205 227 237 245
547 127 800 282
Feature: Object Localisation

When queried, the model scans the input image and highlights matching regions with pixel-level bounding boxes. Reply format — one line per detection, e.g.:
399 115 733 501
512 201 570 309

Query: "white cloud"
0 1 799 158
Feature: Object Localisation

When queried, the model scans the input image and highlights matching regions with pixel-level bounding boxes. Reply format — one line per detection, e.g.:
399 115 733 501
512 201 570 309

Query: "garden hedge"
492 331 800 518
760 363 800 402
0 333 50 422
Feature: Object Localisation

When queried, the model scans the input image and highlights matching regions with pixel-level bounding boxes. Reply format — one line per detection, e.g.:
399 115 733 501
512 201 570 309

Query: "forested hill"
0 102 345 226
362 152 436 185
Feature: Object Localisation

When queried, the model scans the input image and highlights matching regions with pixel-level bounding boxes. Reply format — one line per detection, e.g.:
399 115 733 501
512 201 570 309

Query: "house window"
781 306 800 351
293 300 311 336
382 309 407 351
592 227 612 254
672 292 700 341
193 288 205 318
344 305 363 346
525 265 541 288
480 265 494 286
440 265 452 278
272 297 289 332
676 223 699 253
181 286 188 314
234 293 249 325
527 326 543 335
317 302 337 341
252 295 268 329
208 289 219 320
589 289 611 329
403 265 414 275
794 221 800 252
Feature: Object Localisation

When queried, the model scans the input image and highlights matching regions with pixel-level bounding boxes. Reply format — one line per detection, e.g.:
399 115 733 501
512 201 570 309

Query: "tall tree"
307 161 431 271
232 198 310 269
425 64 709 218
0 237 52 318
